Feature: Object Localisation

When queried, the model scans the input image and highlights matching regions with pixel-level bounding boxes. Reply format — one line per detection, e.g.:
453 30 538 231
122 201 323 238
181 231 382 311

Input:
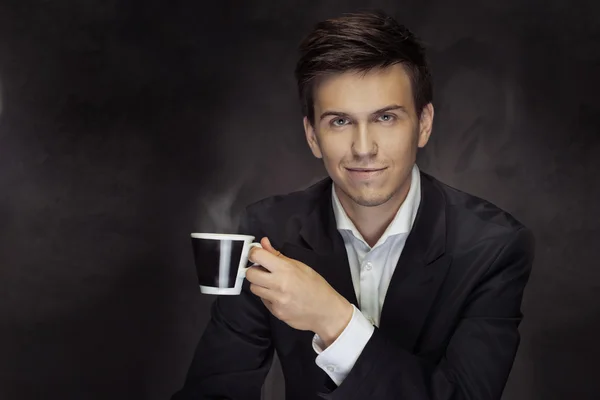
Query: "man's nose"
351 124 377 156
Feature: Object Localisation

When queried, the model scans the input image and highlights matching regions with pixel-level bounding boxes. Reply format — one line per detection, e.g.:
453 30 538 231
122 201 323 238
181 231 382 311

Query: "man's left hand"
246 237 353 347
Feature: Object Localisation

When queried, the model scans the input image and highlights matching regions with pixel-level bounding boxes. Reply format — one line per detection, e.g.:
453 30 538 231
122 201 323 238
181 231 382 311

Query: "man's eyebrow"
373 104 408 114
319 104 408 120
319 110 351 120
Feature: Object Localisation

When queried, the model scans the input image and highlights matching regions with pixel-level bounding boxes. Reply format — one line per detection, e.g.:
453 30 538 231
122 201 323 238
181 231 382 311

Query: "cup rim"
190 232 255 241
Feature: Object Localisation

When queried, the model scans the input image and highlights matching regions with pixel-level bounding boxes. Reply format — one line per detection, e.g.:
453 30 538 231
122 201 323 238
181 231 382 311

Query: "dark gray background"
0 0 599 399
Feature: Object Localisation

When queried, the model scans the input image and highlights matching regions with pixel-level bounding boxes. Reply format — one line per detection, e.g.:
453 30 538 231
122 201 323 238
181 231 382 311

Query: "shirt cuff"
311 305 375 386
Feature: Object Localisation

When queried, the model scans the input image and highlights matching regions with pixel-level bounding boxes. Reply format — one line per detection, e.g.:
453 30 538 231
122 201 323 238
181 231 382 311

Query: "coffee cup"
190 233 262 295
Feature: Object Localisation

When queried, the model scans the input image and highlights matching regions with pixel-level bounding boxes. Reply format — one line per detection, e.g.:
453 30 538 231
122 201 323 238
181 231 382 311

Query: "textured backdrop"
0 0 598 399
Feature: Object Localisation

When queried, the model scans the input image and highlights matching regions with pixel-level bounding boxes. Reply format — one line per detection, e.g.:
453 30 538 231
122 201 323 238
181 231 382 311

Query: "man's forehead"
313 66 414 113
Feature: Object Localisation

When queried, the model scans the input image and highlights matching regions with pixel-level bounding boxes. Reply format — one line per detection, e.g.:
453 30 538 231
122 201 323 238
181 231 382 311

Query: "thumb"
260 237 280 255
260 236 285 257
260 237 294 265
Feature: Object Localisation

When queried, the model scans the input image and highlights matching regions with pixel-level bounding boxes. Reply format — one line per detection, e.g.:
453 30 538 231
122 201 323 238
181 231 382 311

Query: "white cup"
190 233 262 295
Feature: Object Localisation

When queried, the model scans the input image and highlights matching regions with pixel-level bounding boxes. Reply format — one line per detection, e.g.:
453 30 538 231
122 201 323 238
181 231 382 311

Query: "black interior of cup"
191 237 244 288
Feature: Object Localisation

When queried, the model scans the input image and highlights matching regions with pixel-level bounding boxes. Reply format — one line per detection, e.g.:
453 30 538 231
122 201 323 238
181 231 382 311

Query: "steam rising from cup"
196 176 247 234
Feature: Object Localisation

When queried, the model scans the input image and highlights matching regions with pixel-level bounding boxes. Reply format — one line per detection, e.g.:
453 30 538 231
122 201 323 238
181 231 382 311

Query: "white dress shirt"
312 164 422 386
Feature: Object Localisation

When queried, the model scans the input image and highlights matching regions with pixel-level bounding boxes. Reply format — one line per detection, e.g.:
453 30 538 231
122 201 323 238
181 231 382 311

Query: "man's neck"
336 175 412 248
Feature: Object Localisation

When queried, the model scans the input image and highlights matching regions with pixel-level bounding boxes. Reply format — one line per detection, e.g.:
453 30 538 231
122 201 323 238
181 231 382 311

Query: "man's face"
304 64 434 209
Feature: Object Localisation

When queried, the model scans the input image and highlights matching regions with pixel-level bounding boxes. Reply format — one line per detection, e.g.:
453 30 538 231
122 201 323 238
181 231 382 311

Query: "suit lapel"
278 189 357 394
281 180 359 308
379 173 452 353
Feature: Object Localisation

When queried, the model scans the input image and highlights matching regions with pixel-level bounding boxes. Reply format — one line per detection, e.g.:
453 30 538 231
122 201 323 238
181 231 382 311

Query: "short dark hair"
294 10 433 126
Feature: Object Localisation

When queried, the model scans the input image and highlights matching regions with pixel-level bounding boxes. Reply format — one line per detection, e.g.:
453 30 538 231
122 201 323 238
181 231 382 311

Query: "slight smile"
345 167 388 181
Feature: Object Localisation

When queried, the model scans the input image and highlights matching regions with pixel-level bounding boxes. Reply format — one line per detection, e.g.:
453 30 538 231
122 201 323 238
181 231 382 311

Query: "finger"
245 265 276 289
262 237 288 259
248 246 285 273
248 237 285 261
261 237 278 254
249 264 269 273
249 283 277 303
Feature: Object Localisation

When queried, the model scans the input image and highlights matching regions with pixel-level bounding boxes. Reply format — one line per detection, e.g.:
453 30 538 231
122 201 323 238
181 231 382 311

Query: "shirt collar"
331 164 422 248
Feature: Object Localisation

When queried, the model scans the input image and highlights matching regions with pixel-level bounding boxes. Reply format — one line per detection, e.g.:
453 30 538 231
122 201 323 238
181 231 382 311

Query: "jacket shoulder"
425 173 532 249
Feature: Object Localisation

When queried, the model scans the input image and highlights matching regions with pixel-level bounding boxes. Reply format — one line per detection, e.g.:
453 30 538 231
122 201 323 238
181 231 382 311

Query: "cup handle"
238 242 262 277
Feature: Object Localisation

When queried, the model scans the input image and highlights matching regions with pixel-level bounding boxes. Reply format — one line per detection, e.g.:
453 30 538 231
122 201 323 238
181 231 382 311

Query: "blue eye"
378 114 395 122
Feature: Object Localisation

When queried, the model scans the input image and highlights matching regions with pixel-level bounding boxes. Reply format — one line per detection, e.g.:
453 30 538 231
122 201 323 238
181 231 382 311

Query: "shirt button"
326 365 336 372
365 262 372 271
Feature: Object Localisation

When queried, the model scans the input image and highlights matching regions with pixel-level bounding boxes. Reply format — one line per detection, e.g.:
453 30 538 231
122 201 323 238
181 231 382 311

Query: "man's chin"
346 190 395 208
352 198 390 207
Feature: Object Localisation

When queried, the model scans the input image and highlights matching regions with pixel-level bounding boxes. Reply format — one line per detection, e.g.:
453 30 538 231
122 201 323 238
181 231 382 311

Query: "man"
172 10 535 400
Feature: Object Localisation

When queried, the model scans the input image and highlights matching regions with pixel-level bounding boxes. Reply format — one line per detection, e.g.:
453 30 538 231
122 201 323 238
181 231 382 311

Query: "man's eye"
378 114 395 122
331 118 349 127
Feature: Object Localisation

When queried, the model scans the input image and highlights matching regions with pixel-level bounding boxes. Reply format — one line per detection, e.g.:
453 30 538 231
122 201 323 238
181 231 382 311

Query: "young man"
172 10 535 400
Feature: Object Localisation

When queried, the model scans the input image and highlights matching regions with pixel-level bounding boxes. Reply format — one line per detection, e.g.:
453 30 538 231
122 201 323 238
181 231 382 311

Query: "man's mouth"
345 167 388 181
345 167 387 172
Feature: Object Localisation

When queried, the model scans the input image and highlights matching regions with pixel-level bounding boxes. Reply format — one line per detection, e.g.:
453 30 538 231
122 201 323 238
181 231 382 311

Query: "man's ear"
304 116 322 159
417 103 434 148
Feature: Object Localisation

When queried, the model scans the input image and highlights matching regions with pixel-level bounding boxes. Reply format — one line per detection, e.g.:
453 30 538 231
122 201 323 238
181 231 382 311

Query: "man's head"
295 11 434 209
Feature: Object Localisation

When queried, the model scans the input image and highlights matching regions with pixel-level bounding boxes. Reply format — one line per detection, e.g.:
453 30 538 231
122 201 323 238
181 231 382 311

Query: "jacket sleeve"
320 227 535 400
172 206 274 400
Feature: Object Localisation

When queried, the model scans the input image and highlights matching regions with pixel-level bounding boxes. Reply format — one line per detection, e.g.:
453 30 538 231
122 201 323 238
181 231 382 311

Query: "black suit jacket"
172 171 535 400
